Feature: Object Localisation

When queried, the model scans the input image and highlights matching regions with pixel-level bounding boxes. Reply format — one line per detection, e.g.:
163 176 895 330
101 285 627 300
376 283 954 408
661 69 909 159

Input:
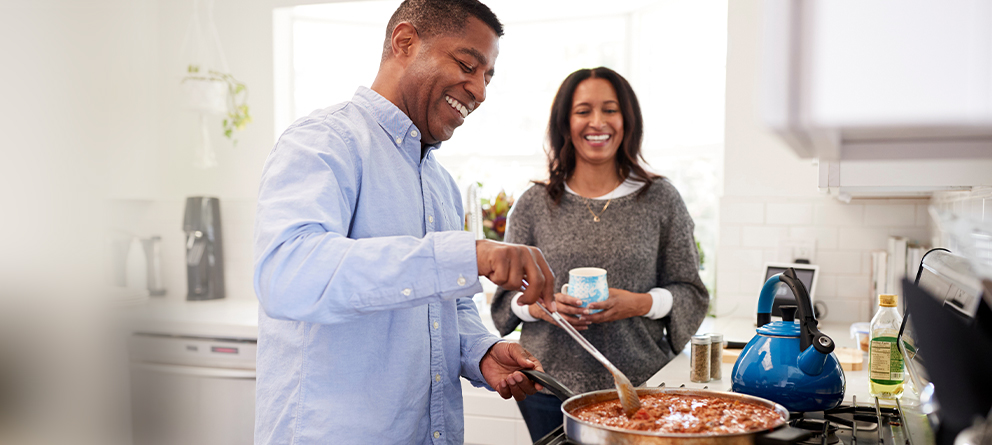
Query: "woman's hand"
581 289 652 324
527 293 592 330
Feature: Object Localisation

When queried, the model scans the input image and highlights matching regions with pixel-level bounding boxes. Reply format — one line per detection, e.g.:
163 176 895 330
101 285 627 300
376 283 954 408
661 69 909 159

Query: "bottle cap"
709 333 724 343
879 294 898 307
691 334 711 345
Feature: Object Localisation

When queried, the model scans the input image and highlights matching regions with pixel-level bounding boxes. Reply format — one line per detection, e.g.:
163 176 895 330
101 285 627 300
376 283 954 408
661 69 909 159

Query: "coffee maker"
183 196 225 300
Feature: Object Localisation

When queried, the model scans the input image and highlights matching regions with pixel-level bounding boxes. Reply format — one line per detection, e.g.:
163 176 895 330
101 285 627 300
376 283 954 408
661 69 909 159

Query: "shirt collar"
352 86 442 155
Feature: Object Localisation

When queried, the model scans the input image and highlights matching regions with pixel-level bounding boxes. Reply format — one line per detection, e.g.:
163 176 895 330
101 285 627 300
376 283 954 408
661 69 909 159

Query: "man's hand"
581 288 652 324
476 240 556 312
480 342 544 401
528 293 592 330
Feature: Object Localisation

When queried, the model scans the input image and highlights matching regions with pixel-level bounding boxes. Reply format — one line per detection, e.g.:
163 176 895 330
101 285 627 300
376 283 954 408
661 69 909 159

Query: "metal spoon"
535 301 641 418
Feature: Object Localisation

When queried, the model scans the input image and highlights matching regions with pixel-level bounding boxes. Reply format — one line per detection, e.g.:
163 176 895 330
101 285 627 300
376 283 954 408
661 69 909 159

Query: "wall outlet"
779 238 817 263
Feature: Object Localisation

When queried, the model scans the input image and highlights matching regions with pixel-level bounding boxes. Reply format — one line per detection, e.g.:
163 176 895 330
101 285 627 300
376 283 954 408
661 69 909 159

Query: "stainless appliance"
183 197 225 300
129 333 256 445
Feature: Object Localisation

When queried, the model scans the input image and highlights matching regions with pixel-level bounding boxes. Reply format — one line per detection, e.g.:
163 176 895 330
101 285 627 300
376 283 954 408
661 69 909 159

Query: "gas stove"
533 393 932 445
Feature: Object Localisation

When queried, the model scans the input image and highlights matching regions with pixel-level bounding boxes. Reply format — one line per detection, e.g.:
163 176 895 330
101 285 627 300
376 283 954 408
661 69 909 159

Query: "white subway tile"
716 247 765 273
836 275 870 299
721 201 765 224
889 228 932 246
716 270 741 295
766 203 813 225
838 227 889 250
864 204 916 227
816 251 862 274
916 204 930 227
741 226 788 248
815 274 837 299
720 225 741 247
763 248 784 264
813 203 864 226
714 293 756 319
789 227 839 250
818 299 864 323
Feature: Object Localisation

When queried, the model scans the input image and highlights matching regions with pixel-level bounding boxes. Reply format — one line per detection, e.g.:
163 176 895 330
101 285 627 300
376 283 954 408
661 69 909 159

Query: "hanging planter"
179 0 252 168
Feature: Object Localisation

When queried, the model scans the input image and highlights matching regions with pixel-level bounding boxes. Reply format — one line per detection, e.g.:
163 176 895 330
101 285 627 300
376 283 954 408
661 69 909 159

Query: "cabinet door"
805 0 992 128
131 363 255 445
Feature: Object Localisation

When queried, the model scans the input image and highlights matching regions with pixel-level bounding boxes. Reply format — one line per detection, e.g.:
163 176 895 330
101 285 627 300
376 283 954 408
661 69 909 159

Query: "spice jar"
690 334 711 383
709 333 724 380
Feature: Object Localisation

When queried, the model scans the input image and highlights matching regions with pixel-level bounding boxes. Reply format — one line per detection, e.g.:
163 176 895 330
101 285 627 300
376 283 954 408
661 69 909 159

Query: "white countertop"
643 316 888 407
124 297 259 340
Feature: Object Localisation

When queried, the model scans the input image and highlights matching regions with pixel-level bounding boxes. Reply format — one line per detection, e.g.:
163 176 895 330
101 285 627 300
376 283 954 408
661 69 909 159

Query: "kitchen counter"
124 297 259 340
643 316 887 407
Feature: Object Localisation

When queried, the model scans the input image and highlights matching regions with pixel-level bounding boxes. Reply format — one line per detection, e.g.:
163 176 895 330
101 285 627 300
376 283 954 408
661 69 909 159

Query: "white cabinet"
762 0 992 198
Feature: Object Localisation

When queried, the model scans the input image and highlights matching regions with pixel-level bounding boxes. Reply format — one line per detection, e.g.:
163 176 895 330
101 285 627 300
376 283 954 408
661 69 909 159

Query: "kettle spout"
798 343 829 376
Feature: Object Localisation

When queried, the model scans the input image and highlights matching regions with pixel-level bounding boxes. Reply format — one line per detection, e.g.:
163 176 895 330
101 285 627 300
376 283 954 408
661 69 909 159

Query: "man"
252 1 557 443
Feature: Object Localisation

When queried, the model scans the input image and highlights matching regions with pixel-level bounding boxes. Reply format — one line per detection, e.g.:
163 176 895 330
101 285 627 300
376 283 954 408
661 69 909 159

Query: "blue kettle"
730 268 846 412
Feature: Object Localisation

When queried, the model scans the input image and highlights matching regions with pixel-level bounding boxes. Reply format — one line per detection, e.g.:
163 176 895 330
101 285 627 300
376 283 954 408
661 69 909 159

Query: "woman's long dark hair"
542 67 660 204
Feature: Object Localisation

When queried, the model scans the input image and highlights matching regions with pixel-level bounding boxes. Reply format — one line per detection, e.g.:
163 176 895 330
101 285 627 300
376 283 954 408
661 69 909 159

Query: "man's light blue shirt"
253 87 500 444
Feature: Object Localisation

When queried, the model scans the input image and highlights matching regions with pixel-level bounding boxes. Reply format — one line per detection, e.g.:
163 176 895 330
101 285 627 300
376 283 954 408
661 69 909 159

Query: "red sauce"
571 393 782 434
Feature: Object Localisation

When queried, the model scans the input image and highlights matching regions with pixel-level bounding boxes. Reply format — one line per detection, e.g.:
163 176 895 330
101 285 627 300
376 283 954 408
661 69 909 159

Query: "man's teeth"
585 134 610 141
445 96 469 118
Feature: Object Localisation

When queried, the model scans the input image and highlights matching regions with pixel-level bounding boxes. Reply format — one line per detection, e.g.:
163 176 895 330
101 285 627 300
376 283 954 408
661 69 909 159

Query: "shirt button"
395 137 402 144
457 276 466 286
435 374 441 382
411 130 418 137
433 431 440 439
433 321 439 329
428 215 434 223
402 288 411 296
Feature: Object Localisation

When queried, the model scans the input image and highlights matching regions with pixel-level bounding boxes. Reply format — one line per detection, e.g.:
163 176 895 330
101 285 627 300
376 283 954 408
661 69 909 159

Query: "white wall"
717 0 931 322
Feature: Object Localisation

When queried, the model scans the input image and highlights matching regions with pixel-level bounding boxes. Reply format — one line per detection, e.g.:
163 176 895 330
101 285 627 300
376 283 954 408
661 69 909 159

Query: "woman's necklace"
582 180 622 222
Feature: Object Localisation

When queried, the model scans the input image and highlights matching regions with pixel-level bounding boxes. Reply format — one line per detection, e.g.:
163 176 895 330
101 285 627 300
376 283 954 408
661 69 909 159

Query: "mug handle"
560 283 569 296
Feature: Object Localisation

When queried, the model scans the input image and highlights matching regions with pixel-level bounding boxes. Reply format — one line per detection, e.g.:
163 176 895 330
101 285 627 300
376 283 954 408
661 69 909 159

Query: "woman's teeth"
585 134 610 141
445 96 469 118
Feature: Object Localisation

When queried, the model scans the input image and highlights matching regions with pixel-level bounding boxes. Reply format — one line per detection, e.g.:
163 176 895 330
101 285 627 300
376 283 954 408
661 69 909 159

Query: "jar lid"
691 334 712 345
879 294 898 307
709 333 724 342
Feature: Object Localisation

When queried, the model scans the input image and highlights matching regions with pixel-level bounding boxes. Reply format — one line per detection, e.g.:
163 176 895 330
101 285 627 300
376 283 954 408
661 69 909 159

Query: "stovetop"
533 394 927 445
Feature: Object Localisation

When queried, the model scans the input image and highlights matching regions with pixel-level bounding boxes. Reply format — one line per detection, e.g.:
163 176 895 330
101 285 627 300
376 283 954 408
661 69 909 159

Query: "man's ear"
389 22 420 62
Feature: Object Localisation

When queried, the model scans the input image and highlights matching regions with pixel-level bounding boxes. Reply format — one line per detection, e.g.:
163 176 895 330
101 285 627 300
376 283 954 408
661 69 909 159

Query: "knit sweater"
490 178 709 394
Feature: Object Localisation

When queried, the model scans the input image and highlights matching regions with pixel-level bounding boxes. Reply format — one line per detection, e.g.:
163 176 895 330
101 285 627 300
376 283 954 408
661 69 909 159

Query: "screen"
764 266 816 317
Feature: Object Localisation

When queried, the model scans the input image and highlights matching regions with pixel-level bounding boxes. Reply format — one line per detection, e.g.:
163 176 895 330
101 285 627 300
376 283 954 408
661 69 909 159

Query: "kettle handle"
757 268 835 354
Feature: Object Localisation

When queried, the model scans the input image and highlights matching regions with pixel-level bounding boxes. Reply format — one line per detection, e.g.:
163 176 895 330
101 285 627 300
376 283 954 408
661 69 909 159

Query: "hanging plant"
182 64 252 145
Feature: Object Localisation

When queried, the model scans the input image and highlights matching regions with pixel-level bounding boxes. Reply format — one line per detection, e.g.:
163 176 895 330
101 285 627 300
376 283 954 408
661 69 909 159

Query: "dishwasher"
129 333 256 445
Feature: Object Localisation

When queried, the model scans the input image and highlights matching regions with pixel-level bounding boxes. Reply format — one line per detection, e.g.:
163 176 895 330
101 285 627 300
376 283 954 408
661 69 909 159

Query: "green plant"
481 189 514 241
183 64 252 145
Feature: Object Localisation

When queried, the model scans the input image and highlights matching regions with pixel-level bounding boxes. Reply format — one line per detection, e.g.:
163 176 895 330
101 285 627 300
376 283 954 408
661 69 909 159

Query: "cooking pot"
522 369 800 445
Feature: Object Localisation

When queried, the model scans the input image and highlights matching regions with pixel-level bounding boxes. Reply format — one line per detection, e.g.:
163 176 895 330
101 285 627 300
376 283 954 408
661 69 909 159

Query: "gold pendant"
593 216 600 222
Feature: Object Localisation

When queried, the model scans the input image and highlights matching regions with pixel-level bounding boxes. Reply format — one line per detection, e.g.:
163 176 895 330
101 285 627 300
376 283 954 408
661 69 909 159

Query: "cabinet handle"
133 362 255 379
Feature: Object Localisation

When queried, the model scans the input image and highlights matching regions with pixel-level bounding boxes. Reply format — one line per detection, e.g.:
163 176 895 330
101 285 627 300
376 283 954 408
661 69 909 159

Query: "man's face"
400 17 499 145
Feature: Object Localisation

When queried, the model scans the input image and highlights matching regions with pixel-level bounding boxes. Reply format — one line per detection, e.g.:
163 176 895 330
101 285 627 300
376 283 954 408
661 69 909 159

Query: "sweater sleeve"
489 187 539 337
655 180 710 354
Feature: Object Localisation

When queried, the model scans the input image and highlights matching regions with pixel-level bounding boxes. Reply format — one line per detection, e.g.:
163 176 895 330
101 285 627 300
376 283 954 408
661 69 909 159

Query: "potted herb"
182 64 252 145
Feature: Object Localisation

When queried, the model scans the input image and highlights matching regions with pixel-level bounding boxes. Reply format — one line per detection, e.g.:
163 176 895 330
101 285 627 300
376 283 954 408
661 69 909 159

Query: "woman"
490 67 709 441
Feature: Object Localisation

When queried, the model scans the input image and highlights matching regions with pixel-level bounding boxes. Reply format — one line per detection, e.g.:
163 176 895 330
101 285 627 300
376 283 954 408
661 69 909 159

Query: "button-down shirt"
253 87 500 444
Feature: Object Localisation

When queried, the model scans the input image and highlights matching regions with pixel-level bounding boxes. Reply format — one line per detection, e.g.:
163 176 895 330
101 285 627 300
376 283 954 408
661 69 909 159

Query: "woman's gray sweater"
490 178 709 394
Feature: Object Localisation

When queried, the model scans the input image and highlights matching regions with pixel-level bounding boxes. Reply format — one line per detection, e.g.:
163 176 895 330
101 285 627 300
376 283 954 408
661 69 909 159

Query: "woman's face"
569 77 624 169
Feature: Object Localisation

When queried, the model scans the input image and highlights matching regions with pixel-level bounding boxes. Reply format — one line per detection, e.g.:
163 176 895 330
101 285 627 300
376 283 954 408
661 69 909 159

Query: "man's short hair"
381 0 504 60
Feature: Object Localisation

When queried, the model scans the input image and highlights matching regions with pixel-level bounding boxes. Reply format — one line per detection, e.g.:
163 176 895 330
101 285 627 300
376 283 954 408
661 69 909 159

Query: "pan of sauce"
522 369 791 445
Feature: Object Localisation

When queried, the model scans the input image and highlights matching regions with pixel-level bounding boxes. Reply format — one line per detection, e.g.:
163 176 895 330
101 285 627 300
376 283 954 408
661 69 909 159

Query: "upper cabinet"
762 0 992 199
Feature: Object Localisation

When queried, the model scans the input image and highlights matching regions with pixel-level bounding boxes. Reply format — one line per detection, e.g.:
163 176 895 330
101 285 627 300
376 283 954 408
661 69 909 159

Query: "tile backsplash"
108 198 258 302
715 195 931 323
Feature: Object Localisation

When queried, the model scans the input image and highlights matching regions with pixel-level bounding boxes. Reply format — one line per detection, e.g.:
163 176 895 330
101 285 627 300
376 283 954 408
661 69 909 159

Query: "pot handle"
520 369 576 401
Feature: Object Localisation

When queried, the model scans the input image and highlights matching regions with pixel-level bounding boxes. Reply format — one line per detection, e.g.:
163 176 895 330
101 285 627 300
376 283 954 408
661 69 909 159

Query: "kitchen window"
274 0 727 295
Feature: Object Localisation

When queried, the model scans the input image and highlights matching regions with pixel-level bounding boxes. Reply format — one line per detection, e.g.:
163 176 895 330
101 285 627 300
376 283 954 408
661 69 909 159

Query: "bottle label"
869 336 904 384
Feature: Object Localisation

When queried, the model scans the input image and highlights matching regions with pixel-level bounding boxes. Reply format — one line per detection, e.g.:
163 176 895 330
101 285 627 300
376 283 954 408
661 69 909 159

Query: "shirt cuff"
643 288 673 319
433 230 482 299
510 293 539 322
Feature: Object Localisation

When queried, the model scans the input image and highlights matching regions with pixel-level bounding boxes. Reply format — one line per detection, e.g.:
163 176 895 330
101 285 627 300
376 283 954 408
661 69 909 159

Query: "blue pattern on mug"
562 267 608 313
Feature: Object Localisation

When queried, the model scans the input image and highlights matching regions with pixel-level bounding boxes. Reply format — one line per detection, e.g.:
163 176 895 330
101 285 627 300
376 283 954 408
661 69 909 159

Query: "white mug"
561 267 609 313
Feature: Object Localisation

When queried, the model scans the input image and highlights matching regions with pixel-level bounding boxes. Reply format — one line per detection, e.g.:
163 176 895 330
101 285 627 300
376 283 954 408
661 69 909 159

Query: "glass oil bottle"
869 294 905 398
